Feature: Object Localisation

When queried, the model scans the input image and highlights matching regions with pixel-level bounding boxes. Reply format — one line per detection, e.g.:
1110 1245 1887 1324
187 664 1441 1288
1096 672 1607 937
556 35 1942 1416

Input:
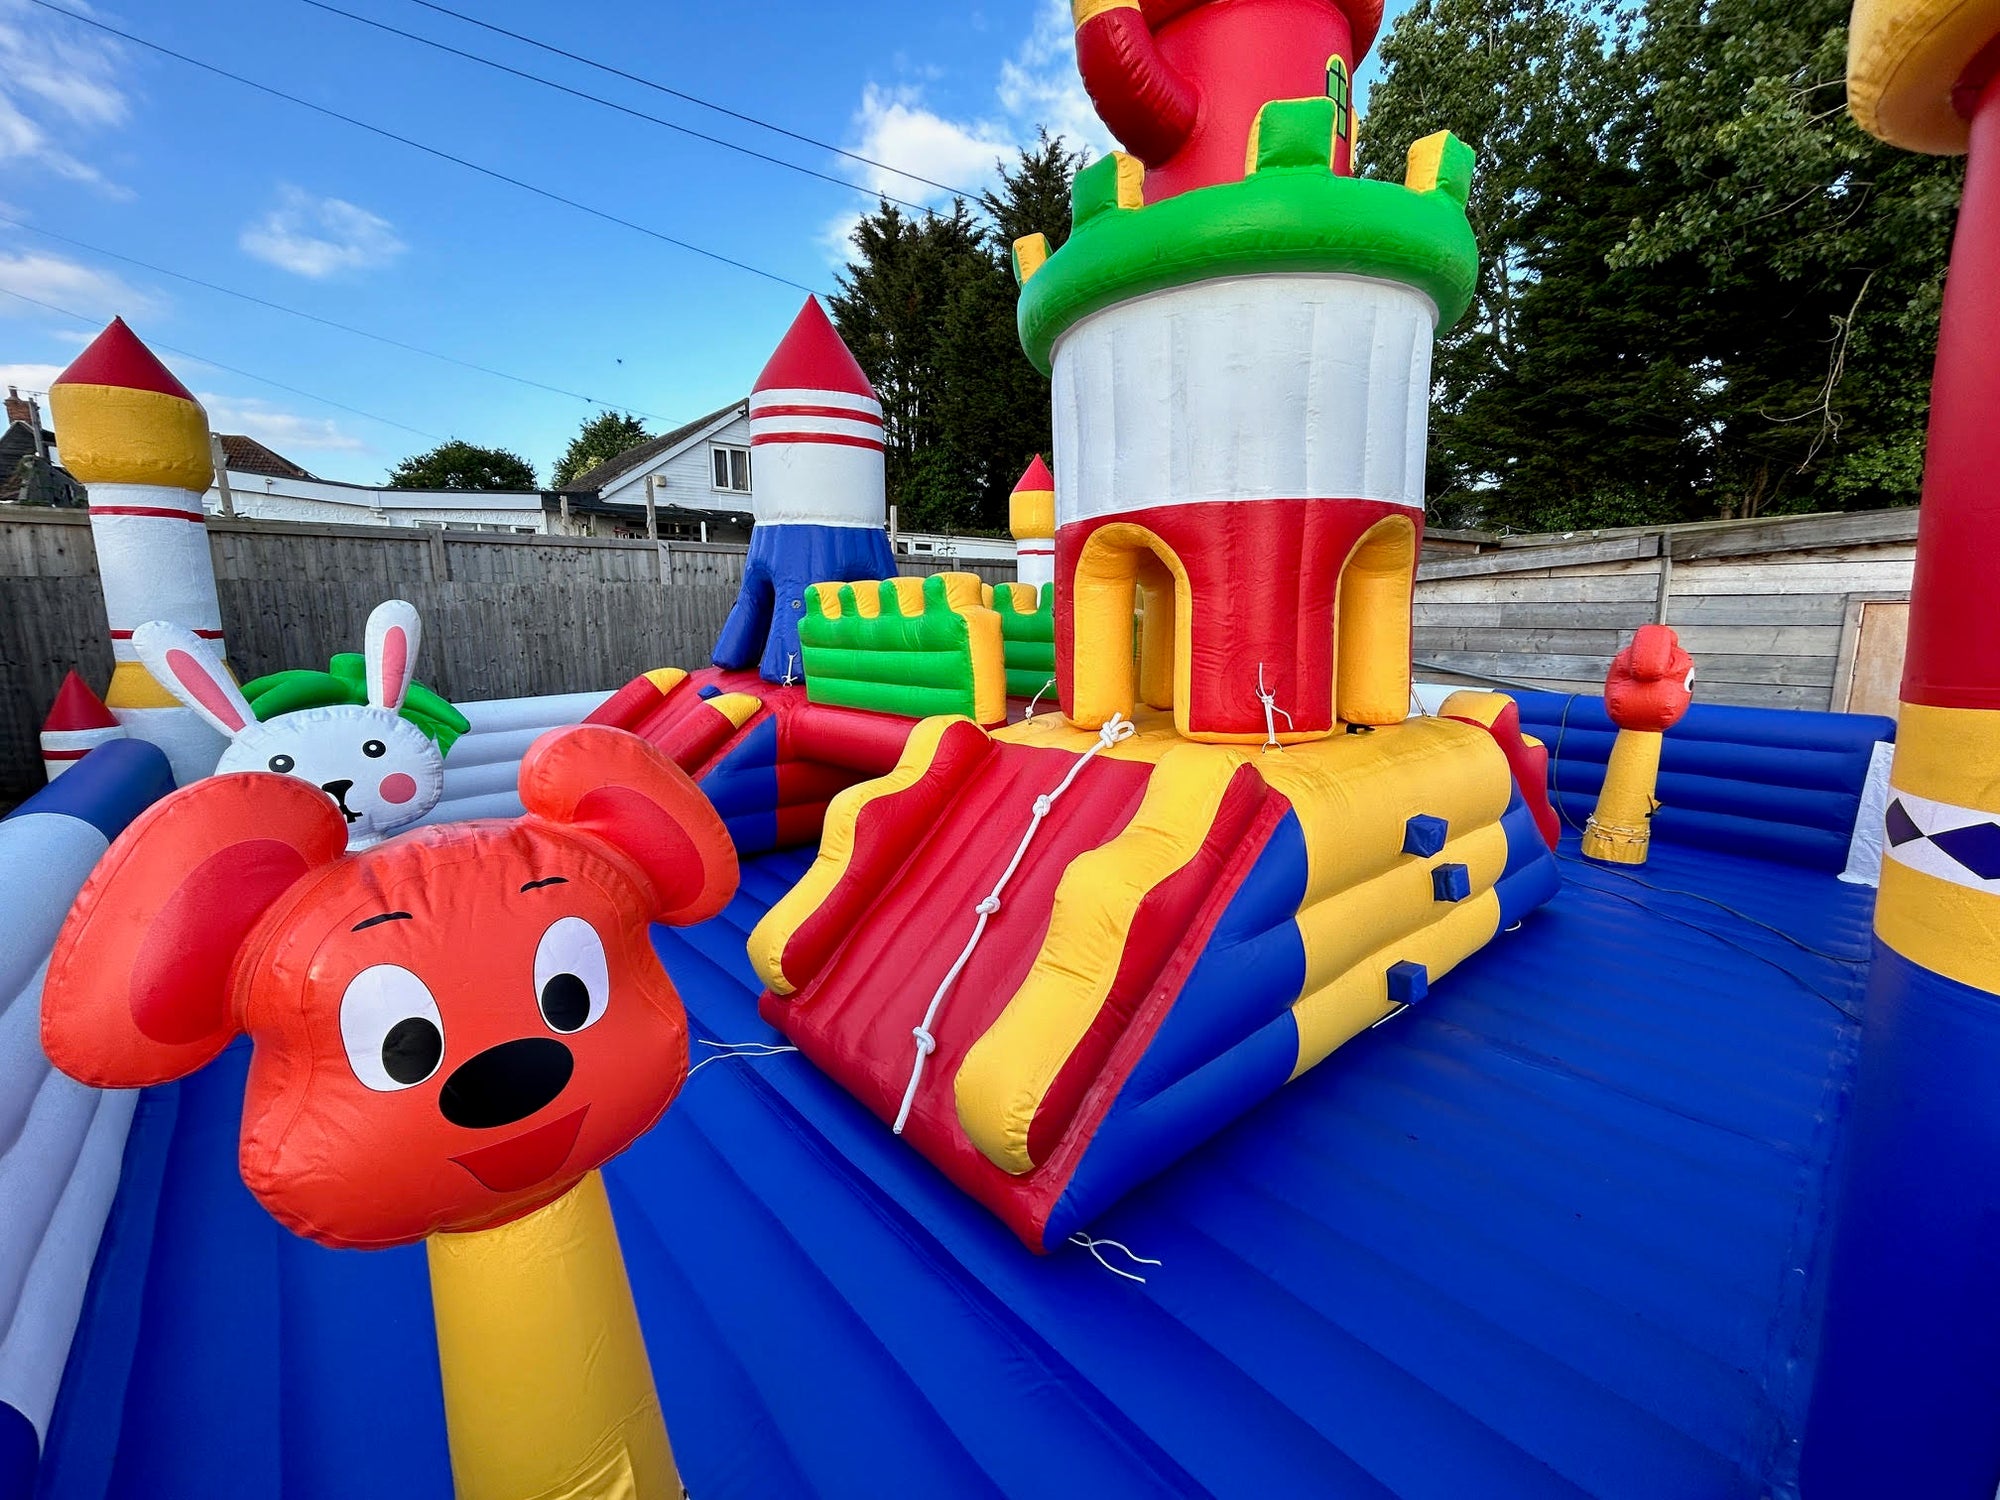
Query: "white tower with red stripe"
39 671 126 782
49 319 229 784
714 297 897 681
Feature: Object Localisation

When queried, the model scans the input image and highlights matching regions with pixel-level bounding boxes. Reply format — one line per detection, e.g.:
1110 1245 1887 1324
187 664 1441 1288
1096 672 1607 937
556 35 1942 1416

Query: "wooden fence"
1411 509 1918 712
0 511 1014 804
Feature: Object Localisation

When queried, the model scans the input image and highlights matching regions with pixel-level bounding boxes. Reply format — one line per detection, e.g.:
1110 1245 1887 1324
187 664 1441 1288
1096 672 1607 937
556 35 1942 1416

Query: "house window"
1326 56 1351 141
711 445 751 493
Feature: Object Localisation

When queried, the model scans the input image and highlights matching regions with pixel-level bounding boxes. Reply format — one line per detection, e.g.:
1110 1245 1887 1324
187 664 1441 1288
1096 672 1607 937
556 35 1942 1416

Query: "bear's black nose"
438 1038 574 1129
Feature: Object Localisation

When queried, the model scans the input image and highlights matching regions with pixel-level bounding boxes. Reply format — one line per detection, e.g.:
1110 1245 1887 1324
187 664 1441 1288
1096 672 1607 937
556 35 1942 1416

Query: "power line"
0 213 670 420
0 285 445 442
298 0 940 215
26 0 821 295
402 0 982 201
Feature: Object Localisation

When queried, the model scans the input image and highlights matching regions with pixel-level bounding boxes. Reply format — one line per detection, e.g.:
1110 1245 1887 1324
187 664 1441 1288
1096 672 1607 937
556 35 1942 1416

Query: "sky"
0 0 1407 486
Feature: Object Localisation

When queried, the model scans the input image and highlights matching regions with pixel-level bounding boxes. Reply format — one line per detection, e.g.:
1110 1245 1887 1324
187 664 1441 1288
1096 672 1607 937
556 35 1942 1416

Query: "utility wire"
297 0 939 215
0 285 445 442
401 0 981 201
26 0 820 295
0 213 669 420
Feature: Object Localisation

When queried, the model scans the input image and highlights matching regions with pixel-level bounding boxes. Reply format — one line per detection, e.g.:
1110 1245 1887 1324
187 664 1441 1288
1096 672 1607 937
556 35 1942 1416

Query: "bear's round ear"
519 724 738 927
42 773 349 1088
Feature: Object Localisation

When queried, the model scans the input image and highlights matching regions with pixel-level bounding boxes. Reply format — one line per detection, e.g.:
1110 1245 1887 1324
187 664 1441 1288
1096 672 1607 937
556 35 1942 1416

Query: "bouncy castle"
1 0 1995 1495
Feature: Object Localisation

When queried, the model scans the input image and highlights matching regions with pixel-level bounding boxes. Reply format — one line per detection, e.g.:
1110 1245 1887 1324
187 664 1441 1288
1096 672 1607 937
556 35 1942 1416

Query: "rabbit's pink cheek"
379 773 417 804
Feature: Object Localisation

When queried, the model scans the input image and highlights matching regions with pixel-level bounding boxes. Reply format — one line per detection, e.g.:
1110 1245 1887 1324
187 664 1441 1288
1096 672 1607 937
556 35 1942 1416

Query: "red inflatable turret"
1072 0 1384 198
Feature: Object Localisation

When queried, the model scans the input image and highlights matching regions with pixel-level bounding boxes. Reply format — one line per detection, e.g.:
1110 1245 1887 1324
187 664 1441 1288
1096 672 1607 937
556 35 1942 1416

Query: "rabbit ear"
132 621 256 739
364 600 421 712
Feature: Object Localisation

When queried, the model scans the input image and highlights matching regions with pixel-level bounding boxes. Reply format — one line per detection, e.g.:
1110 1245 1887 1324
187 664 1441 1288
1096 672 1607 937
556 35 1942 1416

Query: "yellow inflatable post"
1582 625 1694 866
427 1172 678 1500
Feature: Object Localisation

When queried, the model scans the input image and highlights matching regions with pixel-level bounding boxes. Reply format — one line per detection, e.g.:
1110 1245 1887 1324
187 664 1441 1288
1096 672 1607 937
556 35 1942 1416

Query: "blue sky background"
1 0 1406 485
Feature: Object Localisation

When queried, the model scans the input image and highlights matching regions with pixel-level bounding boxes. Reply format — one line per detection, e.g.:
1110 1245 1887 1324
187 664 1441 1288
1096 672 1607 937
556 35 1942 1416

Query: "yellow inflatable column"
1583 625 1694 866
427 1172 678 1500
1581 731 1662 864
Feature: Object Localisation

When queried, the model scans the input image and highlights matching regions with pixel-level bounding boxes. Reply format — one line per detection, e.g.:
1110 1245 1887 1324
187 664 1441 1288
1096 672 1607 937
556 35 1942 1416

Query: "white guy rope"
782 653 798 687
891 712 1138 1135
1024 677 1057 721
687 1038 799 1078
1068 1231 1163 1284
1257 663 1294 752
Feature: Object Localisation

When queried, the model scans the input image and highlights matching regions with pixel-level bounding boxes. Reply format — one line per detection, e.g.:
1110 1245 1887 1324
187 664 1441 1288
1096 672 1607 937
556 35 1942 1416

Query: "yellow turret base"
1582 729 1664 865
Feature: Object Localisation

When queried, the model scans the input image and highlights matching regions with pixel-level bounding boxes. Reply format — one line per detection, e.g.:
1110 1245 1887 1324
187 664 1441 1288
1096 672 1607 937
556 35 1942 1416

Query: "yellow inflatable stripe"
747 715 972 996
1255 716 1511 906
1884 703 2000 811
1290 888 1501 1079
642 666 688 696
956 744 1249 1175
705 692 763 730
426 1172 677 1500
1295 820 1508 996
47 383 212 491
1875 859 2000 994
109 658 203 710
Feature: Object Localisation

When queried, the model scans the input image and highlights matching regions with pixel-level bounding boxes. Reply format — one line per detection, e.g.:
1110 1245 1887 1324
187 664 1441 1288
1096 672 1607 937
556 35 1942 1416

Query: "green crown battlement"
1013 97 1478 374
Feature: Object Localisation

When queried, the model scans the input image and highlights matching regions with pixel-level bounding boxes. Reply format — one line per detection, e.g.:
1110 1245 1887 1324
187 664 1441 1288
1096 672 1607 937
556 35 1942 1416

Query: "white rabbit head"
134 600 445 850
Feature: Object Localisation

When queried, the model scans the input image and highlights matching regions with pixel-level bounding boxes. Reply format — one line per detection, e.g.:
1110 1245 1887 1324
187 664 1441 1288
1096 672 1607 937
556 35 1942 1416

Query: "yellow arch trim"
1336 513 1418 727
1067 521 1196 734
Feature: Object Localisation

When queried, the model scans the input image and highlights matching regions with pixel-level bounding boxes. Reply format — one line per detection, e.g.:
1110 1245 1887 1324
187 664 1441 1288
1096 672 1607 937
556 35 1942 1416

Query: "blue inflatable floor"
36 836 1870 1499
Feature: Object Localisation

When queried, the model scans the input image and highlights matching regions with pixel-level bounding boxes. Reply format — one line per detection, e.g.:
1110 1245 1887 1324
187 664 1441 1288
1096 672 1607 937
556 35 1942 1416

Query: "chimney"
4 386 30 427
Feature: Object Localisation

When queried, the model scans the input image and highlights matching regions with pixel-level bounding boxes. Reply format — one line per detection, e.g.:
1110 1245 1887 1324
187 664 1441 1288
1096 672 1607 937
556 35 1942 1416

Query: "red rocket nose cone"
54 318 194 401
752 296 875 400
1012 454 1055 494
43 670 118 732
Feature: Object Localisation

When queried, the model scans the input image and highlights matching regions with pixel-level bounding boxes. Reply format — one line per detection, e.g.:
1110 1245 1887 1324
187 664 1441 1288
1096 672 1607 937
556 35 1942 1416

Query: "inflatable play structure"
2 0 1997 1494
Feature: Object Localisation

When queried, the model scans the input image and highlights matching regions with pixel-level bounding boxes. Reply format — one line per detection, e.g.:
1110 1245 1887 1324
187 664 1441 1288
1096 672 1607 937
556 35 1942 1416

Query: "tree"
387 440 537 491
1359 0 1961 529
830 133 1089 534
552 411 651 489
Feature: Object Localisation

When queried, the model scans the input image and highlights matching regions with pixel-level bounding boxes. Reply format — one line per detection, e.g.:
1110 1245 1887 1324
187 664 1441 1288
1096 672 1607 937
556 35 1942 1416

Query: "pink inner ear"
166 648 247 733
129 840 310 1044
574 784 706 917
380 627 410 706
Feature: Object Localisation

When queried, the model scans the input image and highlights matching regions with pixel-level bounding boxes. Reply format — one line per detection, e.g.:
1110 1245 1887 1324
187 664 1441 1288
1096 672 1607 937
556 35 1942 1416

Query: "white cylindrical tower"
1009 455 1056 589
49 319 228 784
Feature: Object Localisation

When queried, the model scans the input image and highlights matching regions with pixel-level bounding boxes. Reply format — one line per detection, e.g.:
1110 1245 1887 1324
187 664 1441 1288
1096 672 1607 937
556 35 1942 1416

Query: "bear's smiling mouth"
450 1106 589 1192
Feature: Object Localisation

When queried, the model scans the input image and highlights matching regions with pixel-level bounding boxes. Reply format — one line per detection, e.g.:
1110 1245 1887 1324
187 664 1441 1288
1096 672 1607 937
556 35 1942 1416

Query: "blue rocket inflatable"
713 296 898 682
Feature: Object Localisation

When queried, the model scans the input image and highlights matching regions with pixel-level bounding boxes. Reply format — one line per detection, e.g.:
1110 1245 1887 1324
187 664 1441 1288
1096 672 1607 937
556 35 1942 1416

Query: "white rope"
1068 1231 1162 1284
687 1038 799 1078
1023 677 1057 720
782 652 798 687
891 711 1138 1135
1256 663 1293 752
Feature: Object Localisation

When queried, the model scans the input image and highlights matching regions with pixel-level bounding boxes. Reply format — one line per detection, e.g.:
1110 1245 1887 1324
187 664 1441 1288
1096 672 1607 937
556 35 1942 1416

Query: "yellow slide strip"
957 743 1250 1175
748 716 977 996
1295 820 1508 996
1291 889 1502 1078
428 1172 677 1500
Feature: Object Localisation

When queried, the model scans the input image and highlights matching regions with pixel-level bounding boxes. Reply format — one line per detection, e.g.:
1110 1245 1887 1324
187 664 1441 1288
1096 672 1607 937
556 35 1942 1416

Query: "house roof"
559 399 747 495
216 433 316 480
0 419 84 506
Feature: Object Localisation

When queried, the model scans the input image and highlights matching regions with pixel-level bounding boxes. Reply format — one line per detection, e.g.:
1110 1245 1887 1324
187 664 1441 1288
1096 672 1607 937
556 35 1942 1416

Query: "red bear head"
41 725 736 1249
1604 624 1696 733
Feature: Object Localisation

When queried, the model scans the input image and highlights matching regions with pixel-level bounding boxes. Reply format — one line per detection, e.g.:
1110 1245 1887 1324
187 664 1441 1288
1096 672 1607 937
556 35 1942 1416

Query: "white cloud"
0 0 132 192
996 0 1118 155
239 186 407 278
0 250 159 320
198 392 366 454
0 361 62 396
825 0 1116 262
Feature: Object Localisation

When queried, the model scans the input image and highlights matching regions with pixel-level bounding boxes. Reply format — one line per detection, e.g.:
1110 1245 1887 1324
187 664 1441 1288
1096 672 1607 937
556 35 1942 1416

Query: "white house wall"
599 410 756 511
202 473 547 531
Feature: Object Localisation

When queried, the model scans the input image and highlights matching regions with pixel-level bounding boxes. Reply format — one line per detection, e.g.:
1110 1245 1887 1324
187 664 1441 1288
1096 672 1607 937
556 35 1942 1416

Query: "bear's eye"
340 964 445 1091
363 739 386 759
534 916 608 1034
268 753 296 774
